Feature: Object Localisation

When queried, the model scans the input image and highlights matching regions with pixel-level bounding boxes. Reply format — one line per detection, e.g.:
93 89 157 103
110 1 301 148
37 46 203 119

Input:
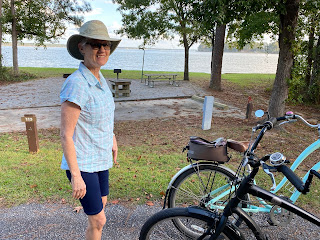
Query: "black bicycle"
139 111 320 239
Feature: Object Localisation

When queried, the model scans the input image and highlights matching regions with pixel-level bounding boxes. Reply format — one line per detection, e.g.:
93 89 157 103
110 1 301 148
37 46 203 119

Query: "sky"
62 0 184 49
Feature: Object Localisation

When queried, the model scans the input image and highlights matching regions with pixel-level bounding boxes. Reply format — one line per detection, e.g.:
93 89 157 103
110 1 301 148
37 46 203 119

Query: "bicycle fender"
233 207 267 240
166 162 237 190
187 206 245 240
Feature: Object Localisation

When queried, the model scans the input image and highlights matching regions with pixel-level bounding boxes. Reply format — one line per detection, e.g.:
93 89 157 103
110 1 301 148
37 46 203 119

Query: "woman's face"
79 39 111 71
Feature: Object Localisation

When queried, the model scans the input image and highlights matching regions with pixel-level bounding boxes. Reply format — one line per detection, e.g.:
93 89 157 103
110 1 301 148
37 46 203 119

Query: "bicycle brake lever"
262 162 277 191
242 156 248 167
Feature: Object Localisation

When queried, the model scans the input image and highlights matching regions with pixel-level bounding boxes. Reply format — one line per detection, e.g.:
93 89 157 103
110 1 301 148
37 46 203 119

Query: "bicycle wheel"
167 163 249 225
139 207 243 240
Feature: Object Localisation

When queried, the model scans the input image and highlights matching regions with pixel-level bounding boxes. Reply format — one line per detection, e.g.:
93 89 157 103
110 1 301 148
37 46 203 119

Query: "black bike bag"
187 136 229 163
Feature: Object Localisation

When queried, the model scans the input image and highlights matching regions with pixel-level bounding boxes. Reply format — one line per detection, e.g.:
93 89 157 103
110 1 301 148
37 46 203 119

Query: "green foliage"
114 0 201 47
228 11 279 49
0 66 36 83
1 0 91 46
288 0 320 105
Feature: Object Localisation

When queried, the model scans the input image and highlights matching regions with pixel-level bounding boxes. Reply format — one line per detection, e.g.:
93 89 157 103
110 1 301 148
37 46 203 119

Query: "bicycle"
164 111 320 226
139 111 320 239
164 136 250 227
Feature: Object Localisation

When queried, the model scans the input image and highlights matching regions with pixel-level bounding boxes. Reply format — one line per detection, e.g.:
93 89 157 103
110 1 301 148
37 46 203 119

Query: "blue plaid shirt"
60 63 115 172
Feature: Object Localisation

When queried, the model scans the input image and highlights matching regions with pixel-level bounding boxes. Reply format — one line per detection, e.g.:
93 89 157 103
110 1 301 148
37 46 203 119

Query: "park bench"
142 74 180 87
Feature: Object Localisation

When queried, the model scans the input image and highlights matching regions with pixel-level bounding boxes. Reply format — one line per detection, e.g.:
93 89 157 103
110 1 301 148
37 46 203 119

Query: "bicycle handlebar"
249 111 318 193
277 165 305 192
290 114 318 128
255 112 318 131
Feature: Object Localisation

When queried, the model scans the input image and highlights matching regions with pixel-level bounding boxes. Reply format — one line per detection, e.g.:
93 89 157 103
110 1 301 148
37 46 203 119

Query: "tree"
268 0 300 117
227 0 301 117
114 0 202 80
288 0 320 104
210 24 225 90
195 0 265 91
1 0 91 75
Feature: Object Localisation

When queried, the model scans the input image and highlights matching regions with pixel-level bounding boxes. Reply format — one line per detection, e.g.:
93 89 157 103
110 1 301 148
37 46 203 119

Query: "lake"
1 46 278 74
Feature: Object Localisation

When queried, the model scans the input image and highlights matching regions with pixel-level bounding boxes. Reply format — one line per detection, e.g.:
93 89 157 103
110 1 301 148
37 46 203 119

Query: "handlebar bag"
187 136 229 163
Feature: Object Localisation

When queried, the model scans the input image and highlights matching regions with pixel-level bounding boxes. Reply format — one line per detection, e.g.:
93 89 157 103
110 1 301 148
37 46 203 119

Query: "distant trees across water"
198 42 279 54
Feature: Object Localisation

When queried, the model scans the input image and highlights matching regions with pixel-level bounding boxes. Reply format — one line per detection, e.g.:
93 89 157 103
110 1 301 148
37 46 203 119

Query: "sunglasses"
85 42 112 50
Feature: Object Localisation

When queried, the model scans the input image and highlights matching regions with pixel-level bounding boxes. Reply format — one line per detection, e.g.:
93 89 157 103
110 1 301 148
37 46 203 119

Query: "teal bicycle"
164 111 320 227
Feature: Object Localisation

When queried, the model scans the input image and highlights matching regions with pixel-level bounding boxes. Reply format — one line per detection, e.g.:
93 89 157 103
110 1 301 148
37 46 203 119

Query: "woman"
60 20 121 239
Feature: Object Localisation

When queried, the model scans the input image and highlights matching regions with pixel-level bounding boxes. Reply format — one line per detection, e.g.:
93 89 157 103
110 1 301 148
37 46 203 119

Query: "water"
1 46 278 74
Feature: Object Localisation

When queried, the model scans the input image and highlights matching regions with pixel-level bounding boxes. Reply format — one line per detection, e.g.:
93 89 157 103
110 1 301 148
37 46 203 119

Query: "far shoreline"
2 43 278 54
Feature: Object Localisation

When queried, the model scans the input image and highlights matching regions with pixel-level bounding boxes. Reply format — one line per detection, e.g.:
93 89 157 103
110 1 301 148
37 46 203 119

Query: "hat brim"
67 34 121 60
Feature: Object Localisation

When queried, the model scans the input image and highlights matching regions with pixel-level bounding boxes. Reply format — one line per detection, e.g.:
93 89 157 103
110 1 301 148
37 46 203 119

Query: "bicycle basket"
187 136 229 163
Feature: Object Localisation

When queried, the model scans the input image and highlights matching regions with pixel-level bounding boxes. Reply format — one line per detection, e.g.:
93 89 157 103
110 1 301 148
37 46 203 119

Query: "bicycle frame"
209 167 320 240
205 139 320 214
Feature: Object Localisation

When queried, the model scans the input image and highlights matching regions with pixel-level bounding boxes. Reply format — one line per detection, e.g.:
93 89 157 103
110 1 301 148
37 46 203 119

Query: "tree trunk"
210 30 215 71
183 33 189 80
210 24 226 91
306 19 315 86
268 0 300 117
311 36 320 102
11 0 19 75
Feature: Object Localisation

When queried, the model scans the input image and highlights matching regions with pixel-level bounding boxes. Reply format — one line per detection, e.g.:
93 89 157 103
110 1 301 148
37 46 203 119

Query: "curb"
191 95 229 110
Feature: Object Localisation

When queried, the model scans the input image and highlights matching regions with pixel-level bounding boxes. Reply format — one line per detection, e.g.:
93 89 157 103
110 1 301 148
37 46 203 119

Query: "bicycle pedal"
267 217 275 226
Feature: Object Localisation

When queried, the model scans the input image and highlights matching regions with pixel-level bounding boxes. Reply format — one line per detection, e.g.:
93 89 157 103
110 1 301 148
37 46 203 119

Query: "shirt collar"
79 62 100 87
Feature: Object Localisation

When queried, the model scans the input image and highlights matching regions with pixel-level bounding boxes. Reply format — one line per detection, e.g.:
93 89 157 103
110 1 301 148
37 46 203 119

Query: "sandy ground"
0 77 244 133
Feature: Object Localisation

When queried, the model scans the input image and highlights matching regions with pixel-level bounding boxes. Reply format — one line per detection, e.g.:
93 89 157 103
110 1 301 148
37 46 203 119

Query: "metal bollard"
21 114 39 153
202 96 214 130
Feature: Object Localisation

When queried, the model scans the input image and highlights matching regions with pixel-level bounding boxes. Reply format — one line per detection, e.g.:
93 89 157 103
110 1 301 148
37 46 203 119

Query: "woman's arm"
112 134 118 165
60 101 86 199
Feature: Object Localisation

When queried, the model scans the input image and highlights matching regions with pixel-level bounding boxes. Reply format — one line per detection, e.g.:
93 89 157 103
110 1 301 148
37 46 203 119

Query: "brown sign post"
21 114 39 153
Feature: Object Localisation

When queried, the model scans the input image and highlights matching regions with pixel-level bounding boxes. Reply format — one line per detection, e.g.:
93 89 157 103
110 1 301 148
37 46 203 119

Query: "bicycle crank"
268 204 294 226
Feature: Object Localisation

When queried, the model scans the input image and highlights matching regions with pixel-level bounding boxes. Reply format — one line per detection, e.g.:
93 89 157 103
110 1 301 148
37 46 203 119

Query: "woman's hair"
79 36 87 47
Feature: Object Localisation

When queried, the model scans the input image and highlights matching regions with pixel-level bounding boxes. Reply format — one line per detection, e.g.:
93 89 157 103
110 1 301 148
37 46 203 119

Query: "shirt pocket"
88 89 115 127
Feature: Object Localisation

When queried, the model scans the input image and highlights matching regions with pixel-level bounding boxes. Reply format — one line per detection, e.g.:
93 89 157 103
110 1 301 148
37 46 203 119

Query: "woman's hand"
71 175 86 199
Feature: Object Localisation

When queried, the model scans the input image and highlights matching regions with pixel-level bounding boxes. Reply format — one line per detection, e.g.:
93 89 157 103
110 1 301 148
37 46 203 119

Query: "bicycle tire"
167 163 249 226
139 207 244 240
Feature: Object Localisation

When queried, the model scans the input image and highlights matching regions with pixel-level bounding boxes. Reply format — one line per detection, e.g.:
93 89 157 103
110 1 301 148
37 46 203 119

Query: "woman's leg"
86 209 106 240
85 171 109 239
102 195 108 209
66 171 108 239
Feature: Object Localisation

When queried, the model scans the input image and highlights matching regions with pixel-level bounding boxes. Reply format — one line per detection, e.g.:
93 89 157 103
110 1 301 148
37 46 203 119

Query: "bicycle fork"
206 168 268 240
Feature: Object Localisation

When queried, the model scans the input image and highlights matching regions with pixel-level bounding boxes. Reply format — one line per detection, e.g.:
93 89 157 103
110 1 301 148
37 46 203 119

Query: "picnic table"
142 74 179 87
109 79 131 98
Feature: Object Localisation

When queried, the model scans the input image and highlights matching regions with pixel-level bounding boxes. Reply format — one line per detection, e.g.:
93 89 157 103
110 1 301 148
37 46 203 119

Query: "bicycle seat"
227 139 249 152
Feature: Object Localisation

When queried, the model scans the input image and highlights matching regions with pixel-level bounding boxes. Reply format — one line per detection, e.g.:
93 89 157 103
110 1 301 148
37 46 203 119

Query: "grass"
222 73 275 86
1 116 319 213
0 129 188 207
17 67 275 85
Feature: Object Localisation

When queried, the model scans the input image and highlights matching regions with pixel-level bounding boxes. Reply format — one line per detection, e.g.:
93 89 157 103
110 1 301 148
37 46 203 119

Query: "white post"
202 96 214 130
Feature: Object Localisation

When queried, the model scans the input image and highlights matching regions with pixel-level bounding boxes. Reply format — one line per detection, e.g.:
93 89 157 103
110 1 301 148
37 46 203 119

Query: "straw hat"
67 20 121 60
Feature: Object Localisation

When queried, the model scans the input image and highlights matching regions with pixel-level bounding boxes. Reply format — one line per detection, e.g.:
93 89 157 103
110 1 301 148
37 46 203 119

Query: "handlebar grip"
278 165 305 192
277 116 286 121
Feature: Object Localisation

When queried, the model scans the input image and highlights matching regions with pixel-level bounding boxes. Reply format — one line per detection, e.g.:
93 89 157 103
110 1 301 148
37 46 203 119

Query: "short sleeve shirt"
60 62 115 172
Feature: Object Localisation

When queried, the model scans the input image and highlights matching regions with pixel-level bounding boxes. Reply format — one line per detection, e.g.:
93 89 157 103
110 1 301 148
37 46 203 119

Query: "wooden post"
21 114 39 153
202 96 214 130
246 96 253 119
